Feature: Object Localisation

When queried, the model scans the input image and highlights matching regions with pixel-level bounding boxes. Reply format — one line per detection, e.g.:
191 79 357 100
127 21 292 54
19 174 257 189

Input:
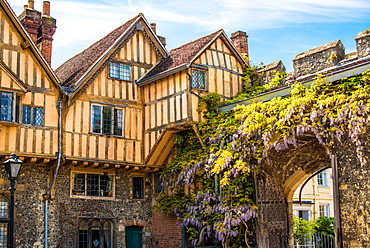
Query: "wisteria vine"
156 70 370 248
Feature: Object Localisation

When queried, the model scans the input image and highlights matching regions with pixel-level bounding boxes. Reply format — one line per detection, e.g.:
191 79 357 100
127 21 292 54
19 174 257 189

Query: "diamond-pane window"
0 92 13 121
109 62 131 81
192 69 206 90
0 195 8 247
22 106 31 124
34 107 43 126
22 106 43 126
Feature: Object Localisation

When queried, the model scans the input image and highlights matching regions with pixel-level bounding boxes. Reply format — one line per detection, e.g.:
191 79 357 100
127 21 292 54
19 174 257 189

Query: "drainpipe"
43 93 63 248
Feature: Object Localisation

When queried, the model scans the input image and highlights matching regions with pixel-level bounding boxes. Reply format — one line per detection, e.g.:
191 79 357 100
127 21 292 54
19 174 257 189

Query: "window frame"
0 195 9 247
132 176 145 200
0 91 20 124
191 68 207 91
90 103 124 136
71 171 115 199
153 174 162 194
108 62 131 81
317 170 328 187
78 219 114 248
22 105 43 126
319 204 330 217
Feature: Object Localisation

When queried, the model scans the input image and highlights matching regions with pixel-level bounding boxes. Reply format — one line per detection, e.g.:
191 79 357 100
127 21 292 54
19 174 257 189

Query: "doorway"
125 226 142 248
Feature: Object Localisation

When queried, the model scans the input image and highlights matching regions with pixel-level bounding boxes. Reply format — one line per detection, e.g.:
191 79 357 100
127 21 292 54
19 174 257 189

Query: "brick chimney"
19 1 57 65
40 1 57 65
19 0 42 44
231 31 249 60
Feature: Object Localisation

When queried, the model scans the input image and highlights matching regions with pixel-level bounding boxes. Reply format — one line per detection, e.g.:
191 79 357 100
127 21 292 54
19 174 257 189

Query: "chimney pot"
23 5 29 11
150 23 157 34
43 1 50 16
28 0 34 9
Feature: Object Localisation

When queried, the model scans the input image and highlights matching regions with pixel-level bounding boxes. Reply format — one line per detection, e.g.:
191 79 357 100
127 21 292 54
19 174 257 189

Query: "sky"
7 0 370 72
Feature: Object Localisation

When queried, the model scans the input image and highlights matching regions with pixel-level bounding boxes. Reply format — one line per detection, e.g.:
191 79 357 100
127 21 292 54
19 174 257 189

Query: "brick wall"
152 211 182 248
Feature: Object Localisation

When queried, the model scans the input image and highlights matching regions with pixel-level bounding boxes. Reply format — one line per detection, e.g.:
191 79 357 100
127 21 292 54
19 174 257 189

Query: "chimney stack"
28 0 34 8
19 1 57 65
231 31 249 60
150 23 157 34
40 1 57 65
43 1 50 16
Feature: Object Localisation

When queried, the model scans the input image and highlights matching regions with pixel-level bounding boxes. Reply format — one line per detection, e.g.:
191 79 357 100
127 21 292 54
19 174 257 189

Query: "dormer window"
109 62 131 81
192 69 206 90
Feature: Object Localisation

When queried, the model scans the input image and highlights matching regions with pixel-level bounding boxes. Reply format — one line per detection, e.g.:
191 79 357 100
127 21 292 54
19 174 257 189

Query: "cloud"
6 0 370 68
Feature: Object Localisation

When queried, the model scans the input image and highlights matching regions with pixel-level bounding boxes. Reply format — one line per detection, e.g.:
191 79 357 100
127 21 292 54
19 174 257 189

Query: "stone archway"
256 132 332 248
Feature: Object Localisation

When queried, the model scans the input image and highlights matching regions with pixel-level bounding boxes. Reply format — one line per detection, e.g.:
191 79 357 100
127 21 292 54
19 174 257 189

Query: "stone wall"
333 133 370 248
293 40 345 78
355 29 370 58
0 164 157 248
0 164 51 247
256 60 286 85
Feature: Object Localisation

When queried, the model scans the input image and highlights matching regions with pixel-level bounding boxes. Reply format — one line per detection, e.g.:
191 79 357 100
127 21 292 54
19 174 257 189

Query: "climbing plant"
156 69 370 248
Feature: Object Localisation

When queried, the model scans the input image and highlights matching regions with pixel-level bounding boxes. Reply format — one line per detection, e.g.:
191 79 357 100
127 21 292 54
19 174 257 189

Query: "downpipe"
43 93 63 248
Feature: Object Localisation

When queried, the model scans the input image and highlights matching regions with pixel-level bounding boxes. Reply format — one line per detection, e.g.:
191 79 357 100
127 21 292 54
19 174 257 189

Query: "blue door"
125 226 142 248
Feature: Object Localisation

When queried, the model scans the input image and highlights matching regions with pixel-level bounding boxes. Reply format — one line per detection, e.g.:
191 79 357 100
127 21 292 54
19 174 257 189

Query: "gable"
0 0 60 92
55 14 167 99
193 36 245 73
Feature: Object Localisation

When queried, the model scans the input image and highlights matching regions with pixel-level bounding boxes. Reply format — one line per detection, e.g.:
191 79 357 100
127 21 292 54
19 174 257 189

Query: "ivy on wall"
156 69 370 247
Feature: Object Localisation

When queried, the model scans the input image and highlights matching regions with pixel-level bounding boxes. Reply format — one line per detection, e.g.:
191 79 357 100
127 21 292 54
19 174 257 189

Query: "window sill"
89 132 125 138
318 185 330 188
71 195 115 200
132 198 146 201
0 121 20 127
107 76 131 83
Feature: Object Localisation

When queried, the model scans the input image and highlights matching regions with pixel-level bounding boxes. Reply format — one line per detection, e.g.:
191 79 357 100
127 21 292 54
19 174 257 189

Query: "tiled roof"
143 30 222 79
55 14 140 88
293 40 342 61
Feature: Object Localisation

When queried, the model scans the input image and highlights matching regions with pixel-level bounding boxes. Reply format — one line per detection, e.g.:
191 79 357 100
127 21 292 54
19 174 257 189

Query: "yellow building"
293 169 334 220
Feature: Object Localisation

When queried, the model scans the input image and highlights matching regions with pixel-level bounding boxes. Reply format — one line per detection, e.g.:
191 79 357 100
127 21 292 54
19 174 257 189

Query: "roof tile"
55 14 139 88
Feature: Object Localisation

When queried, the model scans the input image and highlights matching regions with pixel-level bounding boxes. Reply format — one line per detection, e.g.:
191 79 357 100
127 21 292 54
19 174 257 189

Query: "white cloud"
6 0 370 68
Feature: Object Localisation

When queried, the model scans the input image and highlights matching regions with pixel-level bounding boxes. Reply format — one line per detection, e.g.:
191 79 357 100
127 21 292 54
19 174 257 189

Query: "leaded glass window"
91 105 102 133
133 177 144 199
72 172 114 197
22 106 31 124
78 220 88 248
109 62 131 81
91 105 124 136
33 107 43 126
0 195 9 248
22 106 43 126
78 219 113 248
0 92 13 121
192 69 206 90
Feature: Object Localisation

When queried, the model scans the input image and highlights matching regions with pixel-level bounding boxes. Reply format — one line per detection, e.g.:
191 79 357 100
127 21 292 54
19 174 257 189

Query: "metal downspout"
44 93 63 248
